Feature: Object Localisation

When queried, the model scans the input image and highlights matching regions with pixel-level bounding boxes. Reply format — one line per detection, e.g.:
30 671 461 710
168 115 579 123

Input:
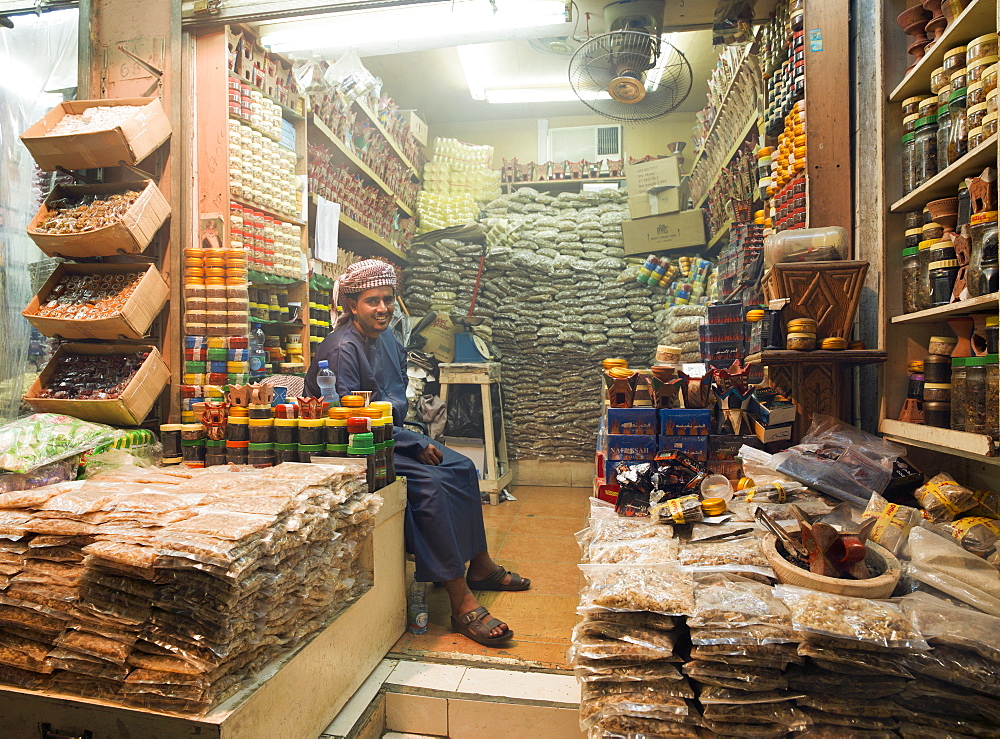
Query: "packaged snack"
860 491 919 554
914 473 980 522
579 563 694 616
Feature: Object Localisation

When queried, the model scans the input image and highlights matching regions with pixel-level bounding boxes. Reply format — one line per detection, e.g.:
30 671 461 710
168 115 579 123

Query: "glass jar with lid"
914 114 939 186
987 354 999 440
902 247 921 313
969 211 999 297
943 45 967 74
968 80 986 107
951 68 968 92
951 357 968 431
903 133 917 192
983 64 998 99
917 239 937 311
969 57 997 86
968 34 998 64
906 211 923 230
918 96 939 119
936 105 953 171
969 102 988 130
958 182 972 232
929 239 957 263
903 95 924 117
986 112 999 137
948 88 968 164
970 125 987 149
965 357 989 435
987 315 999 354
905 226 923 251
930 259 960 306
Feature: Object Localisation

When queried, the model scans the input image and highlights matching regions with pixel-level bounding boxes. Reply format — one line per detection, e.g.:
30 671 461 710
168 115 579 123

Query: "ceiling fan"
568 0 692 122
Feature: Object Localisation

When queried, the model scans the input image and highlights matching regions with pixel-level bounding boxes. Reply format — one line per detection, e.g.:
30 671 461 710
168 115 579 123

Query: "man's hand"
417 444 443 466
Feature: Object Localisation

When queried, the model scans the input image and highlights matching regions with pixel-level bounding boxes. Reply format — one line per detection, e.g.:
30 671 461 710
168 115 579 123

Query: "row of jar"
902 57 998 194
228 77 286 144
913 353 1000 438
227 120 300 217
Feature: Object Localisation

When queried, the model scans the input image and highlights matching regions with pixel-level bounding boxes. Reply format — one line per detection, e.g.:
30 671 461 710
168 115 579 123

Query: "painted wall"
429 112 698 170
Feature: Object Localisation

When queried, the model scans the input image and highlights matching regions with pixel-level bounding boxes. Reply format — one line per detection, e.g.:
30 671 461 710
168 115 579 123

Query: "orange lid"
328 407 353 420
229 406 248 417
206 277 226 285
225 277 247 286
205 267 226 278
186 267 206 278
340 394 366 408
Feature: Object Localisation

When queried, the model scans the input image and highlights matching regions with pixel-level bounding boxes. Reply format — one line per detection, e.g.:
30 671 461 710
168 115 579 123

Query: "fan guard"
568 30 692 122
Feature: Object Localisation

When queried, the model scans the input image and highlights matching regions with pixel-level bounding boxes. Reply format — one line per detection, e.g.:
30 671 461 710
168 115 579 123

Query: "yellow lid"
298 418 325 428
987 315 999 327
274 418 298 427
969 54 999 69
929 335 958 344
700 498 728 516
969 102 989 115
903 113 920 124
369 401 394 418
970 33 998 46
905 227 923 237
943 45 968 60
821 337 848 350
248 418 274 427
903 95 925 107
918 239 938 250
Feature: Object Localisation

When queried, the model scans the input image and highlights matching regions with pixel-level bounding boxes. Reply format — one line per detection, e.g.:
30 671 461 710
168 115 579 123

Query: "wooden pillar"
79 0 186 422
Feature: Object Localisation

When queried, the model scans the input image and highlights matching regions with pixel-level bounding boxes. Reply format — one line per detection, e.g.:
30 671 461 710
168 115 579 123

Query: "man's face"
350 285 395 337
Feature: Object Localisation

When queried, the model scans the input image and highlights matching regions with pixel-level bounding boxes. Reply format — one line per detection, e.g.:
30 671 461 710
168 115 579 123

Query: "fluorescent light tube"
484 88 610 103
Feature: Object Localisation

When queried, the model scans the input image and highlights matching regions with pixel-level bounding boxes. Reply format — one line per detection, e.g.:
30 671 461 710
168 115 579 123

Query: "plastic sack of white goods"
903 526 1000 616
0 415 125 475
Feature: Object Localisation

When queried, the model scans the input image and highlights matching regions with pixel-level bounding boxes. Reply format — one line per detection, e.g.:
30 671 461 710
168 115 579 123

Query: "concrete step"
321 658 582 739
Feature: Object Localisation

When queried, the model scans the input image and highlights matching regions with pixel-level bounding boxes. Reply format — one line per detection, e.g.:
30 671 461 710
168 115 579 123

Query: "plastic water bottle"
249 324 268 381
316 359 338 405
408 578 429 634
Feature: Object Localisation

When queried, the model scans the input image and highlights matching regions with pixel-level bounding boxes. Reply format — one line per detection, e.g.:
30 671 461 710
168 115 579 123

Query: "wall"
429 112 698 169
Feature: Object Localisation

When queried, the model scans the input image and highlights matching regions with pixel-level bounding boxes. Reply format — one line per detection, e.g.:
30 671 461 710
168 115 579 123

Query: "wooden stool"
439 362 512 506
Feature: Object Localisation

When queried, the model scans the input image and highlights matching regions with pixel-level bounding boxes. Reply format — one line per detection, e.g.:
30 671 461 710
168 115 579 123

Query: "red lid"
347 417 372 434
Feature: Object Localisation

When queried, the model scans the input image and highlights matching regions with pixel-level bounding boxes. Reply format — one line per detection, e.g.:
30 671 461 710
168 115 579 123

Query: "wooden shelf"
707 217 734 249
692 43 757 163
880 418 998 463
354 102 421 180
308 194 408 263
746 349 888 366
309 114 416 217
889 0 995 102
891 292 1000 323
230 195 305 226
891 134 998 212
505 177 625 192
694 115 760 209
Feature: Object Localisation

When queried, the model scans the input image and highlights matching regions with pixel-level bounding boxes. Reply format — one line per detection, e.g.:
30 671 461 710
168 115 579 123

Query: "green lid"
938 105 949 116
385 439 395 449
274 443 298 451
902 132 915 144
903 247 919 257
948 88 968 103
207 348 228 360
952 356 967 366
248 442 274 450
297 443 325 452
181 438 206 447
986 353 999 365
347 432 375 455
966 357 987 367
205 438 225 447
325 444 348 452
185 361 206 372
915 113 938 128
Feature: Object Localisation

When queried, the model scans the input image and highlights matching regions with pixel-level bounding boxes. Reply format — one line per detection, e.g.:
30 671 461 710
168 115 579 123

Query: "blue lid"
318 360 329 369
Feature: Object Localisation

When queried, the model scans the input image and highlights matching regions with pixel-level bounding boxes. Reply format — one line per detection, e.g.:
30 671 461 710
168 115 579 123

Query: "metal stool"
438 362 512 505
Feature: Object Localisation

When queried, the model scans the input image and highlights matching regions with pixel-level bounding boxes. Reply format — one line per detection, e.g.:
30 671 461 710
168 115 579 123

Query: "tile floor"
389 485 591 670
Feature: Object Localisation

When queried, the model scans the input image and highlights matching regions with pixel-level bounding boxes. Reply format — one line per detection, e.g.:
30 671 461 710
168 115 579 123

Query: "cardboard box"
594 481 620 505
622 209 706 255
657 435 709 462
747 389 797 427
605 408 658 435
605 434 658 461
24 262 169 341
627 184 688 219
658 409 712 436
21 97 172 171
625 156 681 193
25 344 170 426
416 313 456 363
401 110 429 147
752 418 794 444
27 180 170 259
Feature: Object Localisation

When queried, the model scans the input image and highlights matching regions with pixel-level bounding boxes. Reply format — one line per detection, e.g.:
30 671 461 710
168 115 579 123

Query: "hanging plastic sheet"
0 8 78 422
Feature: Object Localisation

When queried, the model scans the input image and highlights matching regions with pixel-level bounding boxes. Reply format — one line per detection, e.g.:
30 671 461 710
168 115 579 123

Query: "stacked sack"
573 496 1000 738
653 304 708 364
0 463 379 714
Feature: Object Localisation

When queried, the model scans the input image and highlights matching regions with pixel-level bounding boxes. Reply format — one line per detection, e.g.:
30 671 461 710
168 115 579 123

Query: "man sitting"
304 260 529 646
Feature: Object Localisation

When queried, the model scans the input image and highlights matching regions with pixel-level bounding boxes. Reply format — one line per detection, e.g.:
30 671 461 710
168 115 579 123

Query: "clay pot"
922 0 944 19
897 4 931 31
927 196 959 222
908 36 932 61
925 15 948 40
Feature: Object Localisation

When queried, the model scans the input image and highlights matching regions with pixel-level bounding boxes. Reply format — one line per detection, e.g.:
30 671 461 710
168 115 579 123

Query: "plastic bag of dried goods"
914 473 980 522
773 584 929 650
861 492 920 555
0 414 122 474
903 526 1000 616
578 563 694 616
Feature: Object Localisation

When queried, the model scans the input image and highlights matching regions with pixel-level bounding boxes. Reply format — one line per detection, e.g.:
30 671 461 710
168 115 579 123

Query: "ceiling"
259 0 723 126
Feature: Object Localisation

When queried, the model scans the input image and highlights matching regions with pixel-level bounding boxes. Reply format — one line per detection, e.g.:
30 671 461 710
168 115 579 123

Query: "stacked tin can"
231 202 303 280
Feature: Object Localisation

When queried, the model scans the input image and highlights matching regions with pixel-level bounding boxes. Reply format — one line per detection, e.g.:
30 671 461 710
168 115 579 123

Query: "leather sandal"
451 605 513 647
466 565 531 592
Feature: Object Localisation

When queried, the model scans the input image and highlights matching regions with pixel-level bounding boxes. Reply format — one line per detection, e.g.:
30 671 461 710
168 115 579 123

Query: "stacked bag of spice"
574 514 699 738
0 463 379 714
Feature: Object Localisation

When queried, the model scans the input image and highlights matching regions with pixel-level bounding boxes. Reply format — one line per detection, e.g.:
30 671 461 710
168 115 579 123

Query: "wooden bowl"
897 4 931 31
934 212 959 230
762 535 902 599
927 197 959 221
